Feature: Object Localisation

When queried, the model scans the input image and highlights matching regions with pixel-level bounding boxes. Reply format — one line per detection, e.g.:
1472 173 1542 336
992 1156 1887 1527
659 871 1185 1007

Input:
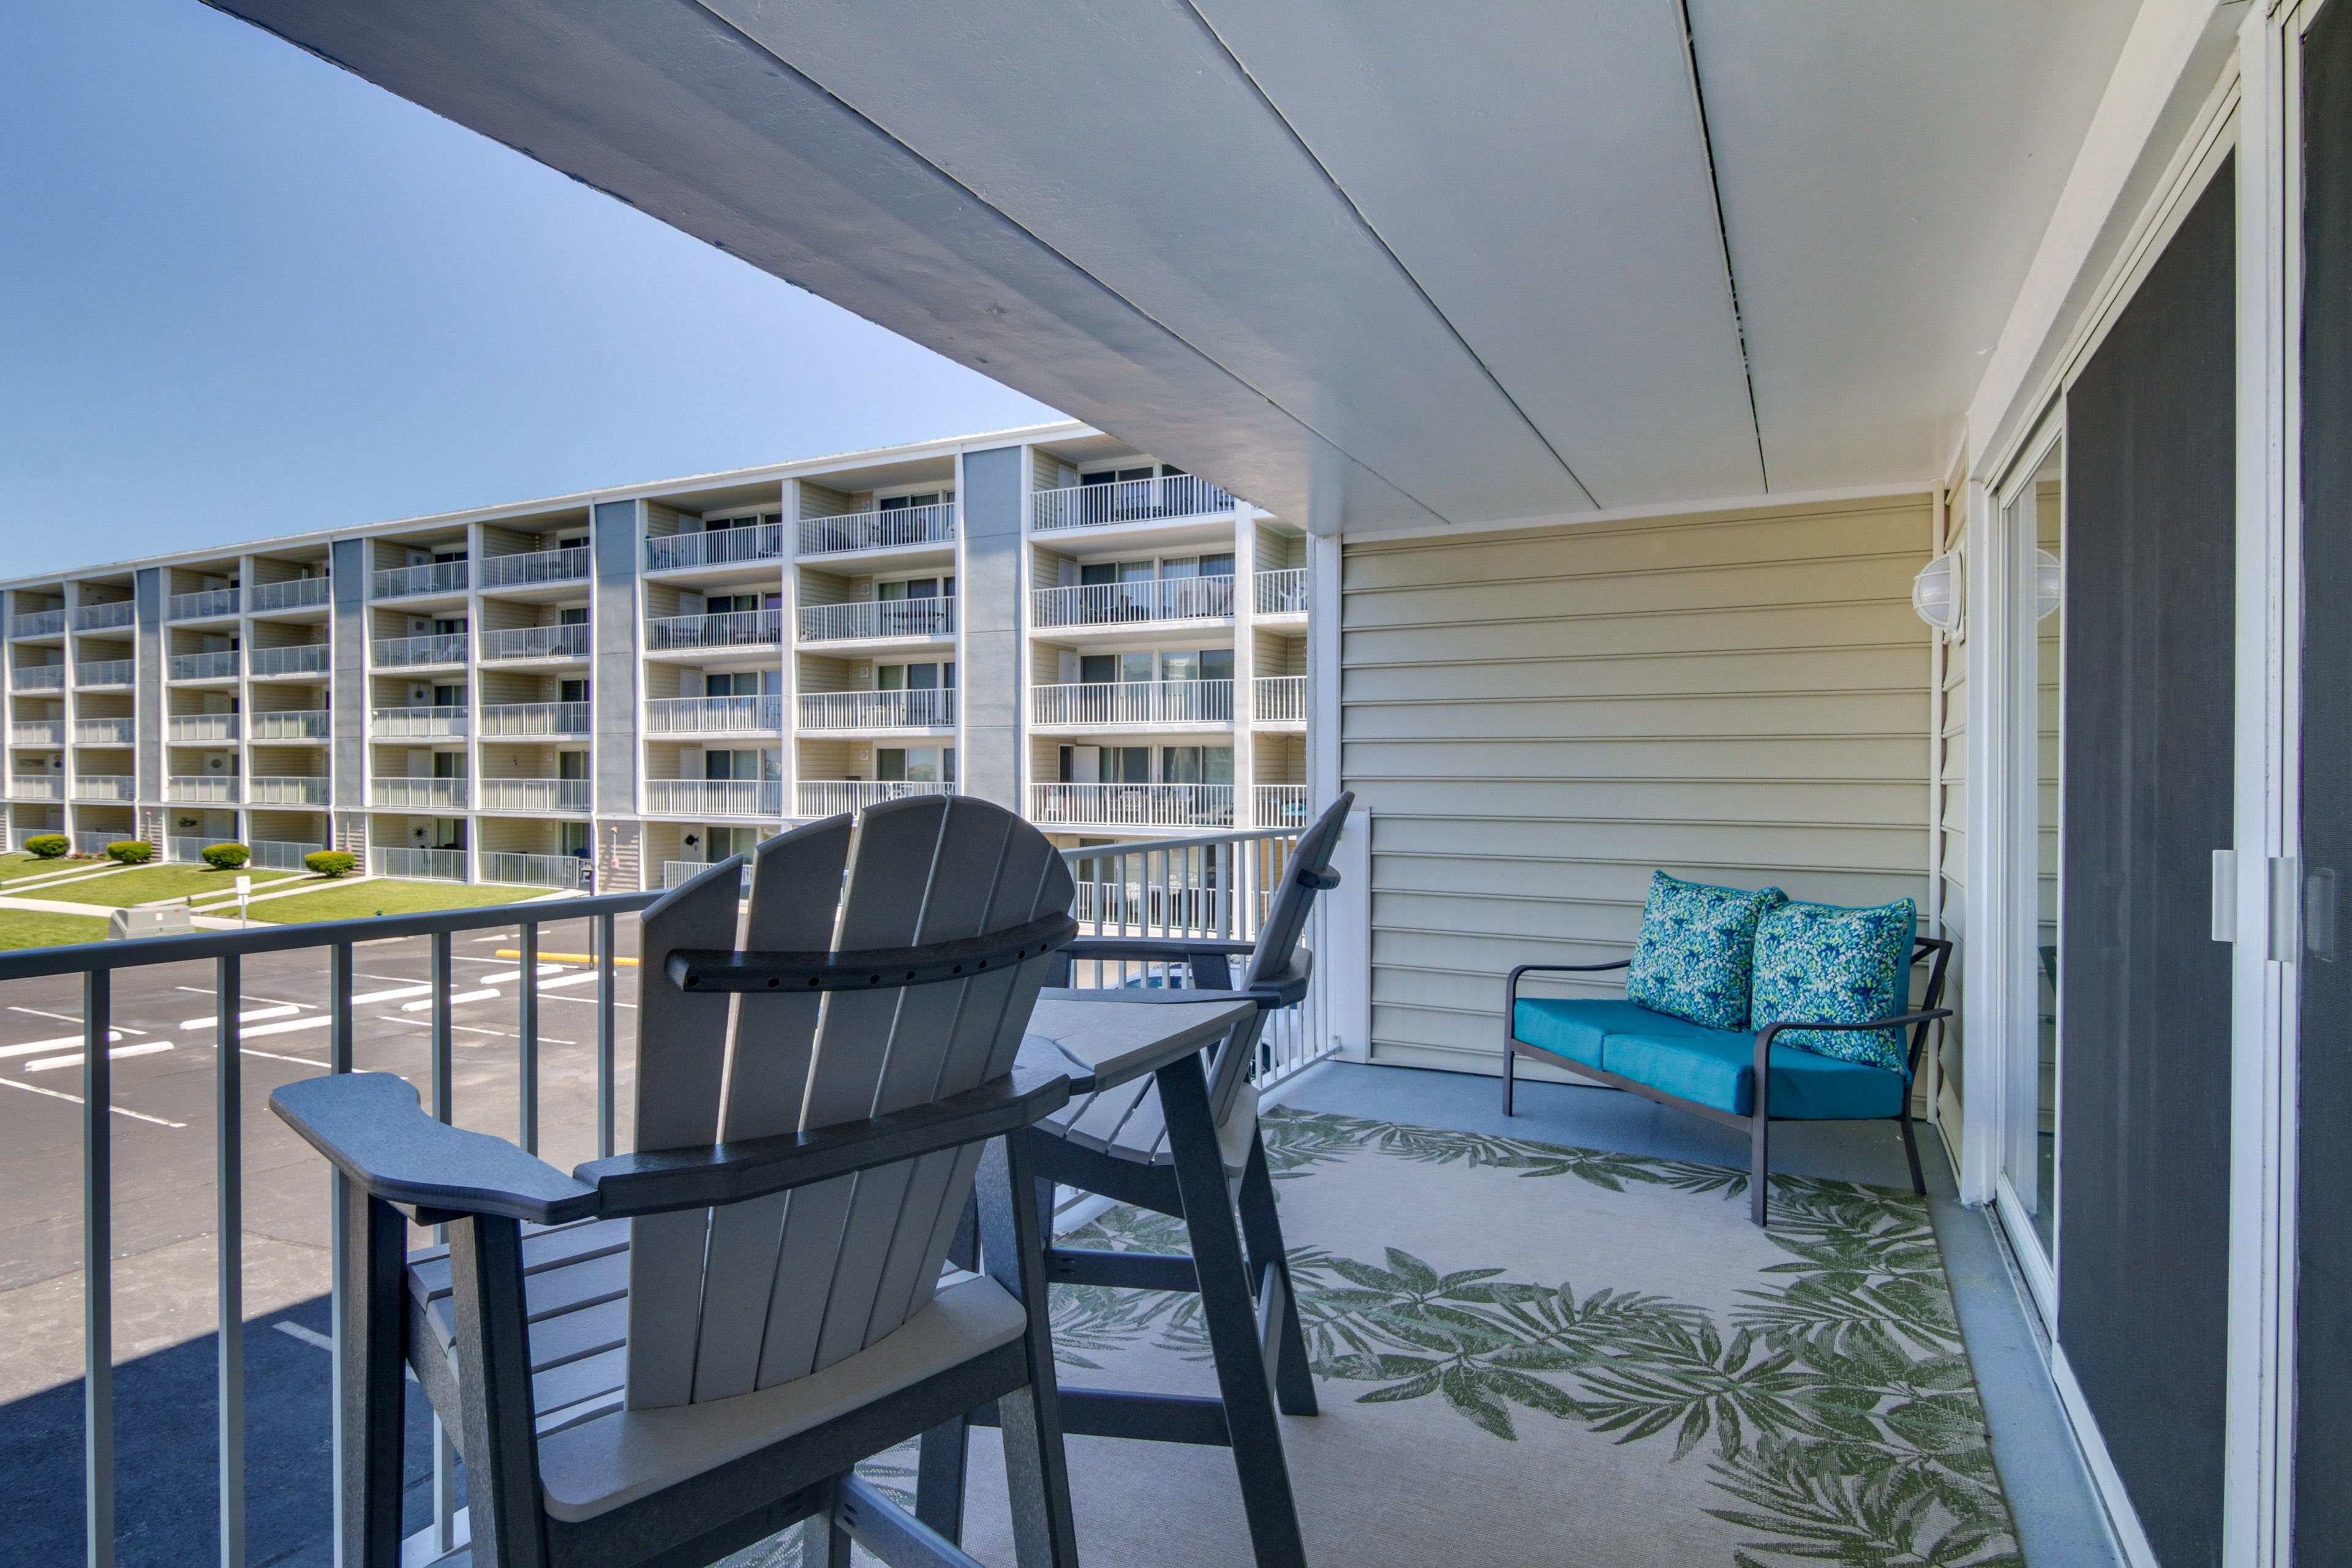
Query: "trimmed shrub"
23 834 68 859
201 843 251 870
107 840 155 865
305 850 356 879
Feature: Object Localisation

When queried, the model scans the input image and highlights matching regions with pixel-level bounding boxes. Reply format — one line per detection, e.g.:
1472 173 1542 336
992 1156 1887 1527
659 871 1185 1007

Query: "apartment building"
0 421 1311 891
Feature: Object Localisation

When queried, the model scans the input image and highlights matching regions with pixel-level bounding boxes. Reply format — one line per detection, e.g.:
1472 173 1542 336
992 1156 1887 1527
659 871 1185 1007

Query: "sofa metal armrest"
1506 960 1632 1013
271 1073 598 1226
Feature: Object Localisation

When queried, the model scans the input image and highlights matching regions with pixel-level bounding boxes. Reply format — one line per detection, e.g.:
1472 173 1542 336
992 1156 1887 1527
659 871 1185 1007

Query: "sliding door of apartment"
2051 156 2237 1568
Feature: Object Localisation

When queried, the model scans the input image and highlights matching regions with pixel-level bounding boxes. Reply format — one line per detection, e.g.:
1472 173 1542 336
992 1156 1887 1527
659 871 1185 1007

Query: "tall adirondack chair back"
1203 791 1353 1124
627 794 1074 1410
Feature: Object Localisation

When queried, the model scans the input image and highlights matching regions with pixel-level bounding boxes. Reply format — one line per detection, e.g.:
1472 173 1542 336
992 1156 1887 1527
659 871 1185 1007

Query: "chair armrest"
1063 937 1256 962
1506 960 1632 1011
578 1065 1072 1218
1042 952 1310 1011
270 1073 598 1226
1754 1008 1954 1058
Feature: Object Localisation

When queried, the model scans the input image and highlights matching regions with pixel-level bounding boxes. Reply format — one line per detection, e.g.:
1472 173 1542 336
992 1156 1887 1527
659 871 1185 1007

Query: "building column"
134 566 164 848
591 499 643 888
329 537 369 872
1231 512 1257 829
955 445 1025 812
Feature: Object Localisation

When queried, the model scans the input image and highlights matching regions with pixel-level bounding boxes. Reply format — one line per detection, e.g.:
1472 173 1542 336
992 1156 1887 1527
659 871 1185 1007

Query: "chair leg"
976 1135 1081 1568
1749 1114 1770 1228
800 1478 853 1568
340 1186 406 1568
1897 1112 1927 1197
1235 1131 1316 1417
1502 1041 1517 1116
915 1417 970 1544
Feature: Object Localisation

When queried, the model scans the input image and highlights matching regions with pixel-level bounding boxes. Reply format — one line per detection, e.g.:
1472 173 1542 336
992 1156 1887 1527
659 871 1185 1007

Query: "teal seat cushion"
1623 871 1786 1031
1750 897 1918 1073
1597 1013 1907 1121
1512 998 1661 1068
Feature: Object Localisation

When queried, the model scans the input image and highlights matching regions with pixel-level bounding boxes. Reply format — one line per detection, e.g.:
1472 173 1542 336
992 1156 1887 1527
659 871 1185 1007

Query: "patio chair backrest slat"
1203 791 1352 1124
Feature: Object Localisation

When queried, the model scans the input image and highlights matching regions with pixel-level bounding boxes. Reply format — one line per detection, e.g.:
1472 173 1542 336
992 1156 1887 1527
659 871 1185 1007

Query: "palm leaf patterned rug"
729 1108 2022 1567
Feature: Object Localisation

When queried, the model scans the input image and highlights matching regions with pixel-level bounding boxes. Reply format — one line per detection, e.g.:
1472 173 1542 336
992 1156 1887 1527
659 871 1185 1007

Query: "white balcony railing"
251 839 325 872
796 599 954 643
10 609 65 638
478 701 590 737
372 633 466 668
797 689 957 729
167 587 239 620
74 830 122 856
12 664 66 691
372 560 467 598
167 835 208 863
250 577 331 611
372 778 467 809
80 658 137 687
796 503 956 557
167 714 238 743
645 695 784 734
1032 679 1232 727
1254 784 1311 828
74 775 137 802
373 846 467 882
13 720 64 745
250 644 328 676
247 775 329 806
794 780 957 817
644 779 783 817
477 778 590 813
482 851 590 890
1253 675 1307 723
478 546 592 588
10 775 62 800
74 718 136 746
1255 567 1309 616
647 609 782 650
169 650 239 681
72 601 135 631
481 624 590 662
372 706 466 738
168 776 239 804
1031 575 1234 629
250 709 330 741
1030 475 1237 532
644 523 786 571
1028 782 1235 829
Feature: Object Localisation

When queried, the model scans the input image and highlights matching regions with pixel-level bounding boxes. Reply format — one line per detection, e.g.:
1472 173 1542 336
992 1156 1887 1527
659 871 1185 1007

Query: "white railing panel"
1253 676 1306 723
249 709 330 741
167 587 240 620
1028 782 1235 829
645 695 784 734
168 651 238 681
74 775 137 802
1254 784 1310 829
1031 475 1237 531
372 778 467 809
477 778 591 812
249 776 330 806
373 846 467 881
167 714 239 742
13 720 65 745
482 850 590 889
796 689 957 729
74 718 135 745
251 839 325 871
11 609 66 638
250 577 331 611
794 780 959 817
372 560 468 598
74 830 120 855
646 609 783 650
71 601 135 631
168 776 240 804
371 706 466 738
250 644 328 676
796 598 954 643
1030 575 1235 629
663 859 755 890
644 522 786 571
480 624 590 662
168 835 207 862
478 546 592 587
478 701 590 736
796 503 956 556
644 779 783 817
1032 679 1233 727
12 664 66 691
372 634 467 668
80 659 137 687
1254 567 1309 616
10 775 62 800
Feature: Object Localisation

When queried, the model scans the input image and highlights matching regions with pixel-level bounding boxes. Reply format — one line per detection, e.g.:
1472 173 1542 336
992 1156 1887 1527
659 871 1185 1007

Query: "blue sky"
0 1 1060 573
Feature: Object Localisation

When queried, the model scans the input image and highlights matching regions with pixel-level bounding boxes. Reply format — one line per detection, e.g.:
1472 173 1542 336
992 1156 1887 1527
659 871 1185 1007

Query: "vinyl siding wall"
1342 494 1938 1077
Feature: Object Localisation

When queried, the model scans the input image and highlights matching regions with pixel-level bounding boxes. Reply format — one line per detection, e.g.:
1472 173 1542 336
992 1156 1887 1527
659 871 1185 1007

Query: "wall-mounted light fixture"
2035 548 2063 623
1911 549 1964 639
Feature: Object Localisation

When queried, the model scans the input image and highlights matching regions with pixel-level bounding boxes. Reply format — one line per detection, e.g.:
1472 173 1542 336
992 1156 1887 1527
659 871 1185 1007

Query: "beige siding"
796 484 851 520
1344 494 1937 1076
644 503 684 539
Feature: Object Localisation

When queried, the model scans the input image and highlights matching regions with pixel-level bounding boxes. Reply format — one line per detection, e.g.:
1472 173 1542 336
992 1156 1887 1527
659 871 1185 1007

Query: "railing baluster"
597 912 617 1160
85 968 114 1568
429 931 454 1125
326 943 352 1566
518 924 538 1155
217 954 245 1568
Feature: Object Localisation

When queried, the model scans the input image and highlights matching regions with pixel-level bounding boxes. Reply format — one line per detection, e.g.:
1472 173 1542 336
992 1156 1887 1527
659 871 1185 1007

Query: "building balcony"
1254 783 1310 828
372 633 467 668
482 850 590 889
70 830 118 856
71 601 135 631
247 775 330 807
9 774 62 801
1028 781 1235 829
73 717 136 746
645 695 783 735
167 775 239 804
1032 679 1232 728
645 522 786 571
164 713 237 742
644 778 783 817
78 659 135 688
647 608 783 650
10 609 65 638
167 587 239 620
1254 675 1306 725
1031 575 1234 630
168 650 239 681
477 778 591 813
794 779 958 817
12 720 64 746
372 777 467 809
11 664 65 692
661 858 752 889
251 643 329 676
478 701 590 737
797 689 956 729
249 838 326 871
250 576 331 612
1030 474 1238 532
795 599 954 643
372 705 466 738
481 624 590 662
73 775 135 802
1255 567 1308 617
797 503 956 557
250 709 331 741
478 545 592 588
372 846 466 882
372 560 467 598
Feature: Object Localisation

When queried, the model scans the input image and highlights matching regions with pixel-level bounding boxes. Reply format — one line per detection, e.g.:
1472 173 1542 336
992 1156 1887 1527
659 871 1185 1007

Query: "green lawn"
0 908 112 949
0 851 84 883
251 879 540 924
58 864 305 908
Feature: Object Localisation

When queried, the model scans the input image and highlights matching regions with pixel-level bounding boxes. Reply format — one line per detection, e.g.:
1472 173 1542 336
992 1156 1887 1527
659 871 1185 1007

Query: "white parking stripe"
535 972 605 991
479 966 570 984
241 1016 336 1039
178 1005 302 1030
401 989 500 1011
0 1030 126 1061
347 984 432 1005
24 1042 176 1073
0 1076 185 1126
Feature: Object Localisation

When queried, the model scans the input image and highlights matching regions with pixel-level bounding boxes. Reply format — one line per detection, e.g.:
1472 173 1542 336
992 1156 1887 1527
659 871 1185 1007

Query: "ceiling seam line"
678 0 1453 531
1676 0 1770 493
1170 0 1600 513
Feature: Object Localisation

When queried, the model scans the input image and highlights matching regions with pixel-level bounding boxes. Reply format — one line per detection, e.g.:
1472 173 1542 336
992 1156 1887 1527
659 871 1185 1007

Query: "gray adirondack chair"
272 797 1084 1568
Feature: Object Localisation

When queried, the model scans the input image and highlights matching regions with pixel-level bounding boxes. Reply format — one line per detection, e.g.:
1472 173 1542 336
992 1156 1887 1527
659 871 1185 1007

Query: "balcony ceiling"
211 0 2139 532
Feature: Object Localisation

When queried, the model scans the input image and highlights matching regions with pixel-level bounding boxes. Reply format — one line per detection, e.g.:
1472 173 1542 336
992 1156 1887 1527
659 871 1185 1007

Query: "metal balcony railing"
168 651 239 681
250 838 325 871
371 559 467 598
248 775 330 806
371 705 466 738
796 503 956 556
372 633 466 668
480 624 590 662
482 850 592 889
372 846 469 881
478 701 590 736
477 778 591 813
167 714 238 742
10 608 65 638
1028 782 1235 828
167 835 211 863
1254 675 1307 723
797 689 956 729
71 600 135 631
1255 567 1309 616
1030 575 1234 629
74 775 135 802
10 775 62 799
794 779 957 817
796 598 954 642
167 587 240 620
646 608 782 650
249 709 330 741
250 644 328 676
12 663 66 691
644 522 786 571
1032 679 1232 727
645 695 784 734
478 545 592 587
644 778 783 816
12 719 64 745
249 576 331 611
372 777 467 809
74 718 136 745
79 659 136 687
72 829 119 855
1030 474 1238 531
168 775 239 804
1254 784 1311 827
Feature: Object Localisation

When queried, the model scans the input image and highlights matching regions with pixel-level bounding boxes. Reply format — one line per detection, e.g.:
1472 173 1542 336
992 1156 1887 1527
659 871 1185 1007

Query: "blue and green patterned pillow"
1749 898 1918 1073
1625 872 1787 1031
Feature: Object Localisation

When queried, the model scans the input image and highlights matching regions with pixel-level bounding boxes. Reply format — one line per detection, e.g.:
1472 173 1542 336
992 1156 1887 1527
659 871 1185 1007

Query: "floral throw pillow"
1749 899 1919 1073
1624 872 1787 1031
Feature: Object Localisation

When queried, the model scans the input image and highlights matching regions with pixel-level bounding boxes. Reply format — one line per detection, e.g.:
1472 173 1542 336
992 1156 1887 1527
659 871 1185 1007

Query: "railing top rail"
1056 823 1301 863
